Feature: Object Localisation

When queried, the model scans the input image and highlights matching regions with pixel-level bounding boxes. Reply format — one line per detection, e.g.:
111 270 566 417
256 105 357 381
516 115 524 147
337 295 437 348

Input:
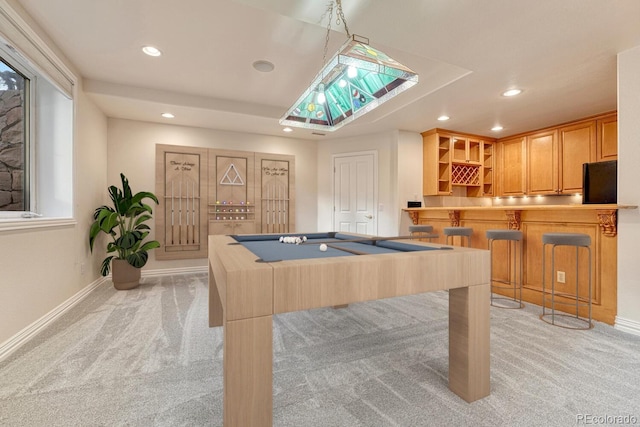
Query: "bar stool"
486 229 524 309
443 227 473 247
540 232 592 330
409 224 438 241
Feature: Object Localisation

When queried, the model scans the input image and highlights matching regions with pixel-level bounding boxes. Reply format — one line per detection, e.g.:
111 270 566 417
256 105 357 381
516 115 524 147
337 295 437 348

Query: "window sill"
0 217 77 232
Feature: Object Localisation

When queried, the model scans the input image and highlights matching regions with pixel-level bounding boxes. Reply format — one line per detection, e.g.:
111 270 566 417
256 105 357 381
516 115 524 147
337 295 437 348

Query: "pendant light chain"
335 0 351 38
322 0 352 66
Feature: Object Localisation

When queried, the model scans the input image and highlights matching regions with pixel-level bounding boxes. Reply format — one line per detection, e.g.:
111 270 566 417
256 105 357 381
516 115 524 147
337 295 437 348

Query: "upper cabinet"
423 130 453 196
422 112 616 199
482 141 494 197
497 112 616 197
527 130 558 195
558 120 596 194
498 136 526 196
596 113 617 161
423 129 495 197
452 137 481 164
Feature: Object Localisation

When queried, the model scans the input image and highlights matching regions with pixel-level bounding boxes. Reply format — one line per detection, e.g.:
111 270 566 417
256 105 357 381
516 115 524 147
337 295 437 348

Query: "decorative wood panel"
255 152 295 234
208 149 256 236
156 145 295 259
155 145 209 260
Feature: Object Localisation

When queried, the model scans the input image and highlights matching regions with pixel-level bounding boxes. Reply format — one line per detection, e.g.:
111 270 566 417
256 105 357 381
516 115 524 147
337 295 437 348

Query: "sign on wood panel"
261 159 291 234
164 151 201 251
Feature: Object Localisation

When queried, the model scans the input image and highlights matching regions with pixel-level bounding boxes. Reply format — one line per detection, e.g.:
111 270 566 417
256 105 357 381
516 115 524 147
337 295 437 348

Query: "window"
0 55 29 212
0 36 74 227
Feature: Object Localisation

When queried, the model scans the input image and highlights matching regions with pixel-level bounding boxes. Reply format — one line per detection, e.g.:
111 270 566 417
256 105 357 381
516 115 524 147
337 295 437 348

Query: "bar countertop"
403 204 637 212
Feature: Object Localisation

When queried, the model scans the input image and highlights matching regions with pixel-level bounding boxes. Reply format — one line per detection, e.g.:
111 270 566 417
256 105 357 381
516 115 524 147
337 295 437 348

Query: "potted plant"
89 173 160 290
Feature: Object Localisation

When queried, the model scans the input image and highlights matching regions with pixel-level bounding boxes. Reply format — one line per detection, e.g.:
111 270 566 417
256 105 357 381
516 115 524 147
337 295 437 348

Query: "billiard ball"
319 244 328 252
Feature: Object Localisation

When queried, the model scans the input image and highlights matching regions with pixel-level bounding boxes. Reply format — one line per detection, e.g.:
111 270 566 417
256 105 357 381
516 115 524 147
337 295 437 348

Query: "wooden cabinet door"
209 220 234 235
559 121 596 194
597 113 617 161
527 130 558 195
209 220 256 235
451 138 481 164
500 137 526 196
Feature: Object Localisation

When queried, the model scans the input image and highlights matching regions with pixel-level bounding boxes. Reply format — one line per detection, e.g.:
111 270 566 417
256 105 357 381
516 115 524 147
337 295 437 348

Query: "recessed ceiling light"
282 127 293 133
437 115 450 121
491 125 503 131
253 60 275 73
502 89 522 97
142 46 162 57
161 113 174 118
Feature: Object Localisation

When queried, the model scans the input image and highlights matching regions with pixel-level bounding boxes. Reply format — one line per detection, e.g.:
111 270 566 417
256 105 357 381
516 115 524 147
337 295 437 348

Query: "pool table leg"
224 315 273 427
448 283 490 402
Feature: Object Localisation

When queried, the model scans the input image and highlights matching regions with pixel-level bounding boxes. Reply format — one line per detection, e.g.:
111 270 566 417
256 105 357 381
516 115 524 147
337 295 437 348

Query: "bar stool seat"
409 224 438 241
486 229 524 309
540 232 592 330
443 227 473 247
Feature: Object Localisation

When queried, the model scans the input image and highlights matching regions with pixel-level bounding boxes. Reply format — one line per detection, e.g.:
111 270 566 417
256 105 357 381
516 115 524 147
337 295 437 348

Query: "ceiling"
14 0 640 140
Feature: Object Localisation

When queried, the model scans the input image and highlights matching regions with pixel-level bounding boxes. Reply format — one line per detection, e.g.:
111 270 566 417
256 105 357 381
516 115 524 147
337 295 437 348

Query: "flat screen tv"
582 160 617 204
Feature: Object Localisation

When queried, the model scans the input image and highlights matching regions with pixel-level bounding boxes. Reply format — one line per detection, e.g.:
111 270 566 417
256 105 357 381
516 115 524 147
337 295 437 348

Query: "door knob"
365 214 373 219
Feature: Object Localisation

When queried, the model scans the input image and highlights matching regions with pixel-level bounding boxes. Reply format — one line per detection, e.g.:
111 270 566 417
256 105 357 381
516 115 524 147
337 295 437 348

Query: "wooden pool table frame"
209 234 491 426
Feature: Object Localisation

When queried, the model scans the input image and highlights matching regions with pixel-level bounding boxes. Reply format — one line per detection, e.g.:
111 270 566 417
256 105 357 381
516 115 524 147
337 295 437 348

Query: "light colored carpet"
1 272 639 426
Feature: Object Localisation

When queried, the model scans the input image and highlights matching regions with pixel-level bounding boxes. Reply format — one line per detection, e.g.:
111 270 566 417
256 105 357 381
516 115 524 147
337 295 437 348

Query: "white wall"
397 131 423 235
616 44 640 334
317 130 425 237
317 130 399 236
106 119 318 270
0 85 108 346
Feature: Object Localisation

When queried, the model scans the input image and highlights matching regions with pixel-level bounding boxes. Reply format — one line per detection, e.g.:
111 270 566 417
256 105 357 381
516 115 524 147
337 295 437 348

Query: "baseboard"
0 276 108 362
614 316 640 337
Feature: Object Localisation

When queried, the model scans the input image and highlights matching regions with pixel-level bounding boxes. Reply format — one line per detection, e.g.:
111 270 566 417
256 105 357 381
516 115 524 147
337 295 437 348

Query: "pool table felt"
232 232 450 262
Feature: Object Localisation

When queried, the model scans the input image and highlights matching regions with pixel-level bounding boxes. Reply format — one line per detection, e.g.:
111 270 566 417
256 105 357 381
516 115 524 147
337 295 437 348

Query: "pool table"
209 232 491 427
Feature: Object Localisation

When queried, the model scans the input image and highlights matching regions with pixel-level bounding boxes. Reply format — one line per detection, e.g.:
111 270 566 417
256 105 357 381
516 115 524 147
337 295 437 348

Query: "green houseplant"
89 173 160 289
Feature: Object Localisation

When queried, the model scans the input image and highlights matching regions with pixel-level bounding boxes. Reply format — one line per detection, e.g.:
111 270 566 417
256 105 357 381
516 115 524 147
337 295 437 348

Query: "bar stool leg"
519 237 523 307
489 238 494 305
574 246 579 320
551 245 556 325
589 247 592 327
542 242 547 319
489 235 523 309
540 242 593 329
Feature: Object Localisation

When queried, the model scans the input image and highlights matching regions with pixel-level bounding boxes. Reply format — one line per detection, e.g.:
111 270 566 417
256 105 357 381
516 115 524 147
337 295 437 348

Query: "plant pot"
112 259 141 290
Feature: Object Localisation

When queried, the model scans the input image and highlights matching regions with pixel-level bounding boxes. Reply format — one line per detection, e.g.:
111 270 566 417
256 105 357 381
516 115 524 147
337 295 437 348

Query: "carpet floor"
1 272 639 426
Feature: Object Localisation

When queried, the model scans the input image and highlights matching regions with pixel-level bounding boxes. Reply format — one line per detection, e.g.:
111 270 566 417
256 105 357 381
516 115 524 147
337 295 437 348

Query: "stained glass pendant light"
279 2 418 132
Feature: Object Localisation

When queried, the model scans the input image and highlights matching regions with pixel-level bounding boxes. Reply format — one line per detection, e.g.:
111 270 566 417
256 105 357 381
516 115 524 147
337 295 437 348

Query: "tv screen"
582 160 617 204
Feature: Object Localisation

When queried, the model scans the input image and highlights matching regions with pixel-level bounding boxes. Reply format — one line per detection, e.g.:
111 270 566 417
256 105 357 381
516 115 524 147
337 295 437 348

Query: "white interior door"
333 152 377 235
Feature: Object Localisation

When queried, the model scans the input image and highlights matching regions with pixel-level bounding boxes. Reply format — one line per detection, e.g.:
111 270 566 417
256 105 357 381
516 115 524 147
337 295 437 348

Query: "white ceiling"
14 0 640 140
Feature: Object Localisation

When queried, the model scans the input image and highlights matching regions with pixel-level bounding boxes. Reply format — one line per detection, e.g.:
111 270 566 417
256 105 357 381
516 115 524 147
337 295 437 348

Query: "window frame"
0 45 33 214
0 8 77 232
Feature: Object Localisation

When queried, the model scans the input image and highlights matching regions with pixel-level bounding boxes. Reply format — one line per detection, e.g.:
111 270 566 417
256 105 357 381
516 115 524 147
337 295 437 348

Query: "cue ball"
319 244 328 252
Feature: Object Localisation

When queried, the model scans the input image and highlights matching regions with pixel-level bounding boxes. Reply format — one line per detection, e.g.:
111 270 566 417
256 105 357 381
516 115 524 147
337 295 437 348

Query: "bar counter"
402 204 637 324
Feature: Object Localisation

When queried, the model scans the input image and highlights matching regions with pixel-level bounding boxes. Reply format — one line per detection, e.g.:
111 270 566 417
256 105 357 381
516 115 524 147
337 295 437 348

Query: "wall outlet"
557 271 566 283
